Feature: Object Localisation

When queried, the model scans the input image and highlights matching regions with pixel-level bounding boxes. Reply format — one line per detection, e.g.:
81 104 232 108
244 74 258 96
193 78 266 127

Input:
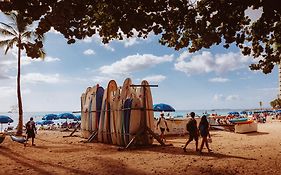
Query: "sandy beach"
1 121 281 175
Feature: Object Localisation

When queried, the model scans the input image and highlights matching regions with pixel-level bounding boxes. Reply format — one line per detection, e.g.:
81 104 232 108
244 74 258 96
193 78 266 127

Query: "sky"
0 9 278 112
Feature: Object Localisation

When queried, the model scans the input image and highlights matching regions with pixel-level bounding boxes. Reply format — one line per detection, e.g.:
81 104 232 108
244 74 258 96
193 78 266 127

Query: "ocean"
0 109 245 131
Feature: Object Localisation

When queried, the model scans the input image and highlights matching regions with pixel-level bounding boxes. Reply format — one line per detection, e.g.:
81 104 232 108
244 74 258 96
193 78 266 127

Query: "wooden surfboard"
119 78 133 146
98 88 107 142
106 80 118 144
102 80 117 144
129 97 142 142
114 87 122 145
80 92 86 138
140 80 154 145
89 86 98 132
83 87 95 138
91 86 104 132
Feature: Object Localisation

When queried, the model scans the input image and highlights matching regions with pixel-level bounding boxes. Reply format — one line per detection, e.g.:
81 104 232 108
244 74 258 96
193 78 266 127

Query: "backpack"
186 118 196 132
26 121 33 130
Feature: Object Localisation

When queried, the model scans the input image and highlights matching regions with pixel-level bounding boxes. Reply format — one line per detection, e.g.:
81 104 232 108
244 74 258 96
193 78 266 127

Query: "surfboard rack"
122 84 169 149
87 130 98 142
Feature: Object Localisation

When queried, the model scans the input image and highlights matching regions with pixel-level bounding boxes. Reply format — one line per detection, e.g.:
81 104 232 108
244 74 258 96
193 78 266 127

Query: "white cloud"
225 95 239 101
22 73 61 84
82 36 94 43
103 44 115 52
213 94 239 101
48 27 61 35
22 56 60 64
142 75 166 84
213 94 224 101
209 77 230 83
99 54 173 75
83 49 96 55
118 37 139 47
174 51 253 75
44 56 61 62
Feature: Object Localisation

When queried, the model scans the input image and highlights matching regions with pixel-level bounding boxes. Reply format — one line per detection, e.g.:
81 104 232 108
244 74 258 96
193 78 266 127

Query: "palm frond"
0 28 17 37
0 22 18 36
40 48 46 59
5 37 18 54
22 31 33 39
0 39 12 48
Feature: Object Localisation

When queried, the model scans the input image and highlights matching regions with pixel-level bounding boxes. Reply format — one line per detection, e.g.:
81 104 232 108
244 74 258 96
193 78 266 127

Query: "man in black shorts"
25 117 36 146
183 112 199 152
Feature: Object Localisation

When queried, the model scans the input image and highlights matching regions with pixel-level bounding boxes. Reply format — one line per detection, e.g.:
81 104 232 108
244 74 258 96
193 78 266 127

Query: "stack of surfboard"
80 78 155 146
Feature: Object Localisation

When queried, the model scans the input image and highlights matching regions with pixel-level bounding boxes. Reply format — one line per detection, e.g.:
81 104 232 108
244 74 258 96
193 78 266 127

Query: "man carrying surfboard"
157 112 169 142
183 112 199 152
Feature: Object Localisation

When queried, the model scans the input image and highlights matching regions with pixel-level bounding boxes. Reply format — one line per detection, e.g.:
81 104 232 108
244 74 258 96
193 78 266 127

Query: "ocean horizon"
0 108 256 130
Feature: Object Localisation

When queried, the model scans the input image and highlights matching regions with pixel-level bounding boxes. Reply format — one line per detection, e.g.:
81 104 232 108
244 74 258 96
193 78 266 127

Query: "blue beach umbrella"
228 111 239 115
58 113 76 120
42 114 59 120
36 120 54 125
0 115 13 123
240 111 247 115
0 115 13 131
74 115 81 121
153 103 176 112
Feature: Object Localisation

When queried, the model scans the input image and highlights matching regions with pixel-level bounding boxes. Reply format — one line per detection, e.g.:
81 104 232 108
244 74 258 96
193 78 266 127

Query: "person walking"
183 112 199 152
198 115 212 153
157 112 169 142
25 117 37 146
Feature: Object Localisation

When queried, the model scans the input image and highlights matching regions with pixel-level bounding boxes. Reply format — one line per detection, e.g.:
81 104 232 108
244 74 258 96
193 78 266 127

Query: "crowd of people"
37 121 81 130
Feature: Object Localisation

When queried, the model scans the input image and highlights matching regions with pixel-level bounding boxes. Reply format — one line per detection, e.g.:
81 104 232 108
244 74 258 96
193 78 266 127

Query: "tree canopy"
1 0 281 73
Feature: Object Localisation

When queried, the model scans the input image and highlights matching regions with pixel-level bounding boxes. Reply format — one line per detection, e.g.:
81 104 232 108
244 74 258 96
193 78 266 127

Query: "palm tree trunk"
16 38 23 136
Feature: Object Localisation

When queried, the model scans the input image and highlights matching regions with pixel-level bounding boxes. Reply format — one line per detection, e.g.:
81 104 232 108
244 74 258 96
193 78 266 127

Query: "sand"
1 121 281 175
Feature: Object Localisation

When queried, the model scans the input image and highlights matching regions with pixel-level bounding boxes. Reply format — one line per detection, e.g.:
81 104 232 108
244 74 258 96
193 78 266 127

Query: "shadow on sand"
0 146 150 175
131 144 256 161
245 132 269 136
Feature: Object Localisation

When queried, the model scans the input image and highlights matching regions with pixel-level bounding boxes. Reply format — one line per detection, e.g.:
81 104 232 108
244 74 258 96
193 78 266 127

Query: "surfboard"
119 78 133 146
98 88 107 142
129 97 142 142
80 92 86 134
140 80 154 145
91 86 104 133
123 98 133 145
89 85 98 132
114 87 122 145
106 80 118 144
82 87 94 138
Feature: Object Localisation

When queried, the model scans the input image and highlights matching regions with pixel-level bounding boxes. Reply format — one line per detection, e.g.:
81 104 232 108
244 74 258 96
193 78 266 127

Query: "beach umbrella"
74 115 81 121
58 113 76 120
228 111 239 115
240 111 247 114
153 103 176 112
0 115 13 131
0 115 13 123
36 120 54 125
42 114 59 120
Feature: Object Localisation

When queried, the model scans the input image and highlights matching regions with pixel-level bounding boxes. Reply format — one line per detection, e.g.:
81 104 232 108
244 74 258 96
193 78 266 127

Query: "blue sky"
0 11 278 112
